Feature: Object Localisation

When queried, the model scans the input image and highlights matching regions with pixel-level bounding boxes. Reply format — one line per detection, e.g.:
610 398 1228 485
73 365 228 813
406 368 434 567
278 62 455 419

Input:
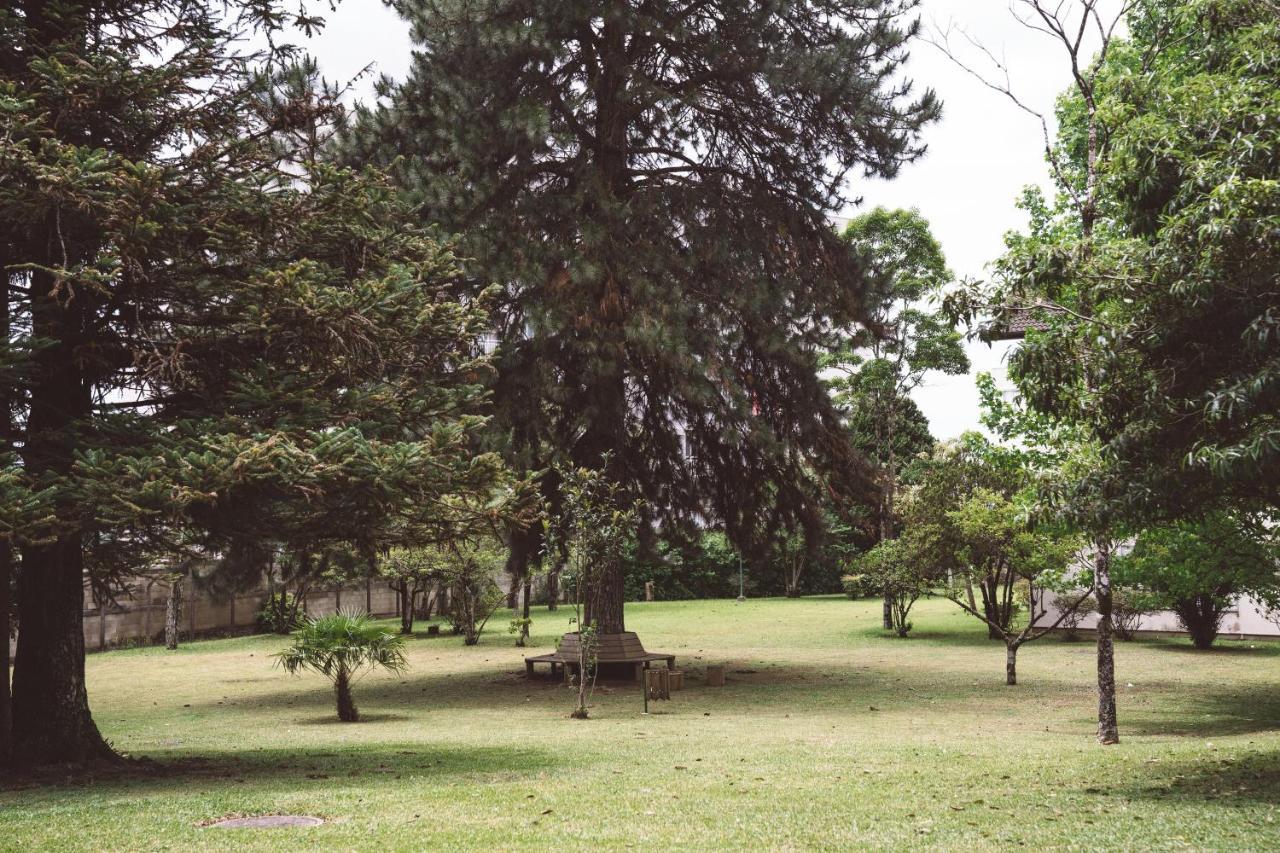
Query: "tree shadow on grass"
1120 686 1280 738
0 742 561 797
1116 750 1280 806
1144 637 1280 658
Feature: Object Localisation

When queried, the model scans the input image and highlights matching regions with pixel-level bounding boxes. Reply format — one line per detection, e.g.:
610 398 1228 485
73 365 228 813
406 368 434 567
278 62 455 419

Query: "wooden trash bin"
705 664 726 687
668 670 684 691
646 667 671 700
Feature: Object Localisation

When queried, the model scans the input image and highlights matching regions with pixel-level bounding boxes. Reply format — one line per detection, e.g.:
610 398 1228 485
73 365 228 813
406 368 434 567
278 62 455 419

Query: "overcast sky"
300 0 1121 440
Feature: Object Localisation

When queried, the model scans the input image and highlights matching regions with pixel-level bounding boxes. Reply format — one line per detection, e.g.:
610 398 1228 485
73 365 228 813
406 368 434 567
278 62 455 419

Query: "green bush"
841 573 878 600
256 592 303 634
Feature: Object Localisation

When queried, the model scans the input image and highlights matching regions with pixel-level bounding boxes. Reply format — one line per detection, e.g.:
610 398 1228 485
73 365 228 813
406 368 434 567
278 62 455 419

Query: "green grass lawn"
3 596 1279 850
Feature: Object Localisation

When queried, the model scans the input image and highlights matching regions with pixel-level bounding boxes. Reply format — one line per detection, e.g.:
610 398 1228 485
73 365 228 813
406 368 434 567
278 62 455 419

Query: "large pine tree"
344 0 939 632
0 0 521 766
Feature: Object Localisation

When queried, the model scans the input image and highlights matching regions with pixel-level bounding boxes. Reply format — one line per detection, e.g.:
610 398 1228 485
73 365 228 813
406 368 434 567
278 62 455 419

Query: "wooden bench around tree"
524 631 675 683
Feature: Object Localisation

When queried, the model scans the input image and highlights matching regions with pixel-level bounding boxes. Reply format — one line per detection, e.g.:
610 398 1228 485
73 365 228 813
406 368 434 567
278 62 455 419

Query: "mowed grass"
2 596 1279 851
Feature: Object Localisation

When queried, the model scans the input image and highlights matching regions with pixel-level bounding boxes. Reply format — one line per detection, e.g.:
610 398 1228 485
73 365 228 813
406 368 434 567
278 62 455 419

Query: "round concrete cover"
209 815 324 828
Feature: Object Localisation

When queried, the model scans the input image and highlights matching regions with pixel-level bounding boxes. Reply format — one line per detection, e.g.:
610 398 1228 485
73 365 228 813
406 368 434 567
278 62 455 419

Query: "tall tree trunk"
335 667 358 722
12 537 114 765
1094 540 1119 744
0 261 11 760
164 579 181 650
1005 641 1018 686
11 266 115 765
0 542 11 761
398 582 414 635
546 564 560 611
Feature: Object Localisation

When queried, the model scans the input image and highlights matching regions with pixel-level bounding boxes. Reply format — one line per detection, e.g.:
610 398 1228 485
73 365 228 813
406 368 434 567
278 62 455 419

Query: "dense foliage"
1114 513 1280 649
0 0 524 766
342 0 942 625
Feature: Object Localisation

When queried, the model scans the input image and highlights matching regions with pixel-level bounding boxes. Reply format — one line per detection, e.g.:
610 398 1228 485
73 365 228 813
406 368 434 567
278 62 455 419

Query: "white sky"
301 0 1120 440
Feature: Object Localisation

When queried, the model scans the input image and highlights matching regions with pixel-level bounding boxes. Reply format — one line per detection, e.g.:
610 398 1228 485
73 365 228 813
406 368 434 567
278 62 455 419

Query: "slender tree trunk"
1094 540 1119 744
164 579 181 650
398 583 414 635
0 542 11 761
335 668 358 722
11 265 115 765
519 575 532 647
546 565 559 611
0 264 11 760
1006 642 1018 686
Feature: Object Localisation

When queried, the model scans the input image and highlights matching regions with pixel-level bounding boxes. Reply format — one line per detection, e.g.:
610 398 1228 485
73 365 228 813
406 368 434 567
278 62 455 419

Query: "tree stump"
705 665 726 687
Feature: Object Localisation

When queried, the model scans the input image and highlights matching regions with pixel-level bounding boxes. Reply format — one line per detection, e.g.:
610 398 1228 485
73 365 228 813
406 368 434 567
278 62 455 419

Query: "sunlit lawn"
2 595 1278 850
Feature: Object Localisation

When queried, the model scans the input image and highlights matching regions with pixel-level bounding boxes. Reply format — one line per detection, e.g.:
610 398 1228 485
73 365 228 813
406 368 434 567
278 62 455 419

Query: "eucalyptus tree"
826 207 967 626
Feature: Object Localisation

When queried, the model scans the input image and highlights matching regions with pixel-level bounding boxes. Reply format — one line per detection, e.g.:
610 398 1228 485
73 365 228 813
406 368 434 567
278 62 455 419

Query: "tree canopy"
341 0 941 630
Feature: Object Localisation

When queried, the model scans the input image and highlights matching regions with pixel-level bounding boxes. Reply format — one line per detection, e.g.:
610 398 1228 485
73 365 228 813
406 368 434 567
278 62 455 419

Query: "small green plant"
274 611 407 722
509 617 532 647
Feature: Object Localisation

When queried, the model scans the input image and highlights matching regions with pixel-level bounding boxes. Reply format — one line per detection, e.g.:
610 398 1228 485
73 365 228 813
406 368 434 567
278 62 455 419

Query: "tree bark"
1006 642 1018 686
11 264 115 765
164 579 181 650
335 668 358 722
1094 540 1119 744
545 566 559 611
12 537 115 765
0 542 11 761
583 556 626 635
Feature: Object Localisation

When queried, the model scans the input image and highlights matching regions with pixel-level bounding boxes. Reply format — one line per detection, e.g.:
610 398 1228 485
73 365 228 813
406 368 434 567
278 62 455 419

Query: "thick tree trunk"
1094 541 1119 745
583 557 626 635
164 580 181 650
12 537 115 765
335 668 358 722
11 265 115 765
1006 642 1018 686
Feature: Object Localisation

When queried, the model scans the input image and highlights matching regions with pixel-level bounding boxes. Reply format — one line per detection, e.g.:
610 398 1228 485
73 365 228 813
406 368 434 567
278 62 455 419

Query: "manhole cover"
208 815 324 829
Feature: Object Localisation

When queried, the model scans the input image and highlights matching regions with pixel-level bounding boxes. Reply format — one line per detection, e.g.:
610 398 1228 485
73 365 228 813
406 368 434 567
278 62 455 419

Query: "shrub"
1056 592 1096 641
841 573 878 600
256 591 302 634
1111 587 1162 641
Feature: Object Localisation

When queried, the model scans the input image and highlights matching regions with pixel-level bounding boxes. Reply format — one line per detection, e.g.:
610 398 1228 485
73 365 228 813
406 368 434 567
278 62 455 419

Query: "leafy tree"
378 548 442 636
826 207 966 626
0 0 523 767
938 0 1140 745
1114 513 1280 649
1069 0 1279 519
275 612 408 722
342 0 941 632
945 488 1085 684
852 518 942 638
437 543 506 646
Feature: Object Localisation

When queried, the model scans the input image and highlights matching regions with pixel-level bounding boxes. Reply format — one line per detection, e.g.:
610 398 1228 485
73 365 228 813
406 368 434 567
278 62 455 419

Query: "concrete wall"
66 579 404 653
1033 590 1280 639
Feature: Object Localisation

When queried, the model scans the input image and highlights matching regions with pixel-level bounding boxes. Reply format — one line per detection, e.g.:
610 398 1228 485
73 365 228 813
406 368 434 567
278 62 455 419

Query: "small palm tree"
275 611 408 722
